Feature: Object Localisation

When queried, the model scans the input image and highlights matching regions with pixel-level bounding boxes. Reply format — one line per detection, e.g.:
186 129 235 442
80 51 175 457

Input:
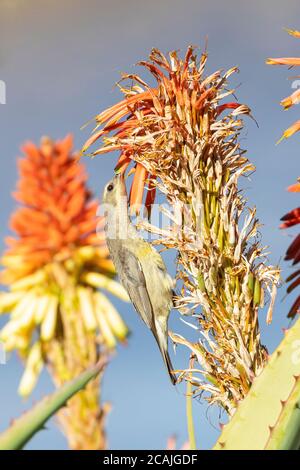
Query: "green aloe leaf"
0 359 107 450
213 317 300 450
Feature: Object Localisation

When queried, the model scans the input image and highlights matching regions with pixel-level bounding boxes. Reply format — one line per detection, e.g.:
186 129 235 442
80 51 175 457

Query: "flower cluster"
0 135 129 449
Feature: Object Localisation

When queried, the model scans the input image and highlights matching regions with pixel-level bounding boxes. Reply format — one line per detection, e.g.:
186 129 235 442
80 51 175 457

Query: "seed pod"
247 271 255 294
253 277 261 306
218 220 224 251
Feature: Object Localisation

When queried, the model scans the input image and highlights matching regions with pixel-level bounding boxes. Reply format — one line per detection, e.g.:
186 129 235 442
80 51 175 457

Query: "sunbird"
102 174 176 384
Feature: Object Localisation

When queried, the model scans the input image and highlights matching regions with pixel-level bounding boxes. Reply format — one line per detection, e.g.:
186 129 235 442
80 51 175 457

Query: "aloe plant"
0 359 106 450
213 318 300 450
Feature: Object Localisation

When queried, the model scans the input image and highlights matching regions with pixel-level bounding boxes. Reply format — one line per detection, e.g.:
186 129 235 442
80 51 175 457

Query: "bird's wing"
150 246 175 291
118 247 155 331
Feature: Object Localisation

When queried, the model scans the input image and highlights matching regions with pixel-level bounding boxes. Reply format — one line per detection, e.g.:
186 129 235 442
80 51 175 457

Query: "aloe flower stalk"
83 47 280 414
0 135 129 449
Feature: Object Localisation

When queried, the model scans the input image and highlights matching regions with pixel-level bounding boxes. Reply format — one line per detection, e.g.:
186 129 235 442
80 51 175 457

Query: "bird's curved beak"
113 172 127 197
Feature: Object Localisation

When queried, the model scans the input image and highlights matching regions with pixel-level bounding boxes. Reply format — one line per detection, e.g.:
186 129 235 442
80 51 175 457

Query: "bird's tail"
154 323 177 385
161 347 177 386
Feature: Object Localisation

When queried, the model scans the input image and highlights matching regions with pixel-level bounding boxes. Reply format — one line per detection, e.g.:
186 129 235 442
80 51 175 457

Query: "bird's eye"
107 183 114 192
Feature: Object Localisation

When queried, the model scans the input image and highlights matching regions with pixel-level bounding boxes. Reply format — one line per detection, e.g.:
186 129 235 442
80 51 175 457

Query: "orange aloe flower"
2 135 112 282
266 57 300 66
83 47 248 215
277 120 300 144
267 29 300 318
0 135 129 449
266 29 300 142
280 89 300 110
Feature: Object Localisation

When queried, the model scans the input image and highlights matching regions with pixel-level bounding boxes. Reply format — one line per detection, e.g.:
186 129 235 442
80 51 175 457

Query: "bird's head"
102 173 127 208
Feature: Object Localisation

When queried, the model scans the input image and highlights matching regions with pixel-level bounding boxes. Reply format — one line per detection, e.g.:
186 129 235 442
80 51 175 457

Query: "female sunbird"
102 174 176 384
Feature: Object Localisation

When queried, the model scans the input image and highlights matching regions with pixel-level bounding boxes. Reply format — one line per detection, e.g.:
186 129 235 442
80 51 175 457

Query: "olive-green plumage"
102 174 176 384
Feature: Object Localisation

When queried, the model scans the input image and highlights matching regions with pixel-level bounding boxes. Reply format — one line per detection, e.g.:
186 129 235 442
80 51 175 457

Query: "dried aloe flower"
83 47 280 414
267 29 300 319
0 135 129 449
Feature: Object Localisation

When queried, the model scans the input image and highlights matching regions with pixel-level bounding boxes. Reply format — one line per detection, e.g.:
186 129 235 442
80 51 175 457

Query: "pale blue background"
0 0 299 450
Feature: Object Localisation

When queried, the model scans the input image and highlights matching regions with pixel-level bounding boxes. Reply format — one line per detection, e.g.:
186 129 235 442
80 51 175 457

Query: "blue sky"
0 0 300 450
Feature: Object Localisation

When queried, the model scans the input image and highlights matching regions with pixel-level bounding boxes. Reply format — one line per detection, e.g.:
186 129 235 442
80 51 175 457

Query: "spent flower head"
83 46 280 413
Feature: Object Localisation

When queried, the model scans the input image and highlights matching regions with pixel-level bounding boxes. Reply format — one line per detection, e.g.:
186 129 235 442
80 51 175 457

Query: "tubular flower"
280 178 300 318
83 47 280 414
0 135 129 449
267 29 300 318
266 29 300 142
266 57 300 66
